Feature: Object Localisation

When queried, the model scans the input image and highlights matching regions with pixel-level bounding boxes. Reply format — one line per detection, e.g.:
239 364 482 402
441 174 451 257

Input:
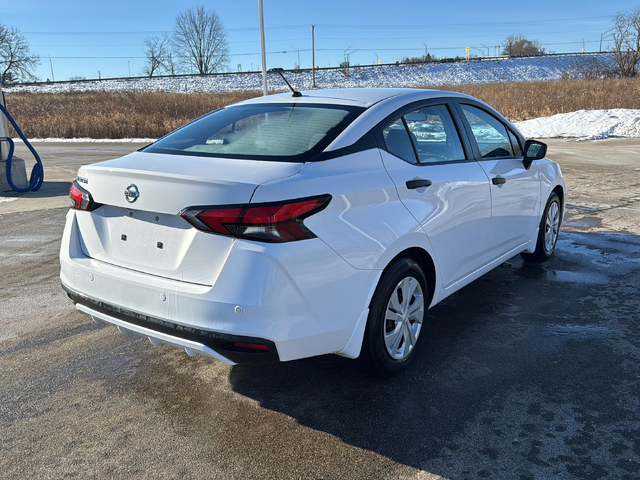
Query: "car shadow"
227 231 640 478
1 181 70 199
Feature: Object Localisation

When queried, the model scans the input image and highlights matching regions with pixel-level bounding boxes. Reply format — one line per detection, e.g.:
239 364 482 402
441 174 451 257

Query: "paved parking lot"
1 140 639 479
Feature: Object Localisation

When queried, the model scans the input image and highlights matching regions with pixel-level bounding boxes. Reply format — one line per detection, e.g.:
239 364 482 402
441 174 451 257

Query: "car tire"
361 257 428 375
521 192 561 263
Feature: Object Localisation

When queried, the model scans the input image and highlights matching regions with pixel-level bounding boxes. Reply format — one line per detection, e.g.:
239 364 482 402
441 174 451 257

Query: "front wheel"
361 258 428 375
521 192 561 263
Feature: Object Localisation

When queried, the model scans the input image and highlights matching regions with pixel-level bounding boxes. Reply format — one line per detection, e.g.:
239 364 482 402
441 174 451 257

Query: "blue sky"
2 0 636 81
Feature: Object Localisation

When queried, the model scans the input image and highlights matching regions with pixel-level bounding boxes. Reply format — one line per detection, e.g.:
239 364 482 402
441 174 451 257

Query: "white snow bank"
4 54 613 95
514 109 640 141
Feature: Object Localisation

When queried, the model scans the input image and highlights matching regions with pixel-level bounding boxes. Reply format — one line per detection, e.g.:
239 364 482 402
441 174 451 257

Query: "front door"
458 103 541 263
378 101 492 289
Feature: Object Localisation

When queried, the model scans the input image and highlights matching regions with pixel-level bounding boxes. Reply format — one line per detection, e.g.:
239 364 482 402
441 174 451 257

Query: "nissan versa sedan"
60 88 565 374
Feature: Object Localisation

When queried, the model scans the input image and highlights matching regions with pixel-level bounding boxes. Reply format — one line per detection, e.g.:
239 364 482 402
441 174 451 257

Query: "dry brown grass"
4 78 639 138
4 91 260 139
442 78 640 121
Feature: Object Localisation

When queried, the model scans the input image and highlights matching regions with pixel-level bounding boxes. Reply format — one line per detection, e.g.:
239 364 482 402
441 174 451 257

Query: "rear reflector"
181 194 331 243
233 342 270 352
69 180 99 211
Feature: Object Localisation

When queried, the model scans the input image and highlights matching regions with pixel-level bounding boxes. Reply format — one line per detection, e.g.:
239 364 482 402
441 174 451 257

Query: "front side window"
403 105 465 164
508 129 523 156
144 103 364 161
461 104 514 159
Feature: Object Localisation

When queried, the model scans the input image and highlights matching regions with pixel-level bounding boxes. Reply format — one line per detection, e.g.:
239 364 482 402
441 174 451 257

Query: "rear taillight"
69 180 99 211
181 194 331 243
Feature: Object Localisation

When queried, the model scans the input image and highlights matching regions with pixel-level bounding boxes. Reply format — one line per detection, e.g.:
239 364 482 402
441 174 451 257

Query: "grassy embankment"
5 78 640 139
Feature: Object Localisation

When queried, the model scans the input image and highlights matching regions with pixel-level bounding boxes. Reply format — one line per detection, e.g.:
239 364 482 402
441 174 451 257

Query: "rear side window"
461 104 514 158
144 103 364 161
382 118 417 164
403 105 465 163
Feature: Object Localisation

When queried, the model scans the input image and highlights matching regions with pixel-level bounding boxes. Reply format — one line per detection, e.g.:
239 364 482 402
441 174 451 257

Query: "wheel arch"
378 247 437 309
552 184 565 221
337 243 439 359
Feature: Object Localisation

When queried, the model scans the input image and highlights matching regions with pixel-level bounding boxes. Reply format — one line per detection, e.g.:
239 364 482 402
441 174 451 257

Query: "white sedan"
60 88 565 374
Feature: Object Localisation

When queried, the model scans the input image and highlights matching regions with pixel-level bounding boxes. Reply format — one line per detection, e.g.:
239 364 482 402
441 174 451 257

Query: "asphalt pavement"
0 139 639 479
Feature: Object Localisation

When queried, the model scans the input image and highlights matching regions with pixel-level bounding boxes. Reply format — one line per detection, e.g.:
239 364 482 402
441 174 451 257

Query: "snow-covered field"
514 109 640 141
6 54 609 95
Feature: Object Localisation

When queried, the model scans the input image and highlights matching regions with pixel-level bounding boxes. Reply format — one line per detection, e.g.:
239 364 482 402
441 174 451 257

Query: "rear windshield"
144 103 365 162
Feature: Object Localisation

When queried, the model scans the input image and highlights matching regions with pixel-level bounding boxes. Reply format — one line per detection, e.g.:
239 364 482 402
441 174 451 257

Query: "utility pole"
48 57 55 82
290 45 300 68
423 42 428 59
128 61 131 77
259 0 268 96
344 45 352 76
481 44 490 56
600 28 614 53
312 25 316 88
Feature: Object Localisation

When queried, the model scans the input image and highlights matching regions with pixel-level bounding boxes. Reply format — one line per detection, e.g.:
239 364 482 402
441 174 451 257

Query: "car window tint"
403 105 465 164
508 129 523 156
461 104 515 158
382 119 417 164
144 104 364 161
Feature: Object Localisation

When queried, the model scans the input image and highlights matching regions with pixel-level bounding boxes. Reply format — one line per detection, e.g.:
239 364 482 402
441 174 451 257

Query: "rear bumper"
63 283 279 364
60 209 379 363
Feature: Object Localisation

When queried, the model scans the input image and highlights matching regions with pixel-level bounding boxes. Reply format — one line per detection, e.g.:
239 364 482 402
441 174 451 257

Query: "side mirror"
523 139 547 170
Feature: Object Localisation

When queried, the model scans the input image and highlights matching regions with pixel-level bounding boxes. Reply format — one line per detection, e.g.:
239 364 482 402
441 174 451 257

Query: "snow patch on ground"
0 197 18 203
5 54 611 95
514 109 640 141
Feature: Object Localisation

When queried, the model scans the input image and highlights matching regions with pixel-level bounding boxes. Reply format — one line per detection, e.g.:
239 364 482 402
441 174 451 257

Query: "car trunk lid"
74 151 303 285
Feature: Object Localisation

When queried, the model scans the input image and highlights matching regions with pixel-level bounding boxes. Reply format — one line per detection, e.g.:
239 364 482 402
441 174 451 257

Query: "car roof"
235 88 474 108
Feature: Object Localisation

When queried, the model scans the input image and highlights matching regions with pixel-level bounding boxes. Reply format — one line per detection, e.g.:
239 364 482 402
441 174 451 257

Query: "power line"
313 16 614 29
23 25 311 36
31 28 608 48
41 40 604 59
22 16 612 36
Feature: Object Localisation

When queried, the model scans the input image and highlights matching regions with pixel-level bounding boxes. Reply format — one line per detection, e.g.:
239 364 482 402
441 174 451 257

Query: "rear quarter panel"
251 149 440 281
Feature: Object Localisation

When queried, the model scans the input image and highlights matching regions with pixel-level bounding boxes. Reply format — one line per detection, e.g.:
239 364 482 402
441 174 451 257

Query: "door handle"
492 176 507 185
406 179 432 189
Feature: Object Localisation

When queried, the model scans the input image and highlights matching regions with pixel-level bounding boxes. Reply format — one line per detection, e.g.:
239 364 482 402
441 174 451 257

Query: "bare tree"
163 51 178 76
172 6 229 74
0 24 39 83
612 7 640 77
502 35 545 57
142 35 168 77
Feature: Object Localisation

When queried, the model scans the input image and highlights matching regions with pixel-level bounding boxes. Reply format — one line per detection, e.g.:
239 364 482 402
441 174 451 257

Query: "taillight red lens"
181 195 331 243
69 181 96 211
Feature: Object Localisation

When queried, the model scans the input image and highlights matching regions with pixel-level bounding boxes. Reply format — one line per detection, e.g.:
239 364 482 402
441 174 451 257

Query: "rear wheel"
521 192 561 263
361 258 428 375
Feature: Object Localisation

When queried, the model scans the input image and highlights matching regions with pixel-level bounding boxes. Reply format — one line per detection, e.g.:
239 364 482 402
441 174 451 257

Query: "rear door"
377 99 492 289
456 102 541 264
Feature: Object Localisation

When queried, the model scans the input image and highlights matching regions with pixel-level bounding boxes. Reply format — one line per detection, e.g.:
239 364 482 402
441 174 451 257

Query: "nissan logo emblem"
124 184 139 203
